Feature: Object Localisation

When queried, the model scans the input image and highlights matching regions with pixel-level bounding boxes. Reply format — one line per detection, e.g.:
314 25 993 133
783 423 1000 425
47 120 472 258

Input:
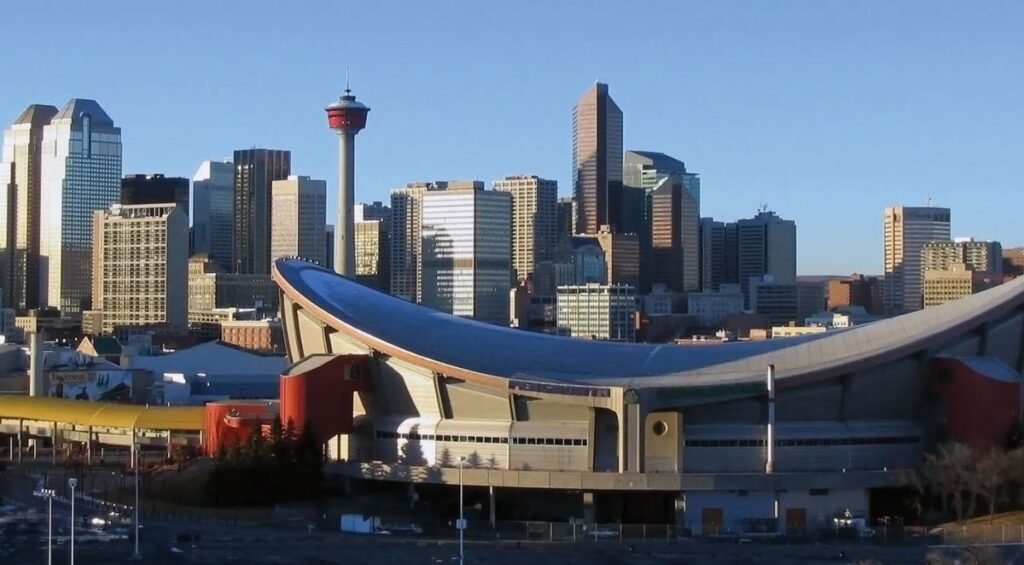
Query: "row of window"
684 436 920 448
375 430 588 447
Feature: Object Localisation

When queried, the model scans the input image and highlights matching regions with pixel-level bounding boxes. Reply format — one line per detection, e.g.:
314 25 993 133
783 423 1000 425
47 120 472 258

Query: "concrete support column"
16 420 23 463
674 493 686 528
626 403 644 473
489 485 496 529
166 430 173 460
616 410 626 473
86 425 93 466
582 492 595 523
130 428 137 470
52 422 58 467
7 436 12 461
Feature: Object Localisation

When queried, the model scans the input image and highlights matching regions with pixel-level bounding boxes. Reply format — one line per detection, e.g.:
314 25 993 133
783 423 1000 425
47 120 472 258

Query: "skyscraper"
270 175 327 266
91 203 188 334
355 201 391 223
493 175 557 284
355 219 390 292
556 197 574 240
232 149 290 274
699 218 727 292
737 210 797 308
0 104 58 310
389 181 449 302
120 174 189 214
191 160 233 272
421 184 511 324
573 82 622 234
40 99 122 314
883 206 951 314
624 151 700 293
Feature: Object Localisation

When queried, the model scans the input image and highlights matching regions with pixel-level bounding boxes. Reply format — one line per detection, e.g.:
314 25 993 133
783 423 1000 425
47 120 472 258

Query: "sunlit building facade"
420 184 511 324
0 104 58 310
92 203 188 334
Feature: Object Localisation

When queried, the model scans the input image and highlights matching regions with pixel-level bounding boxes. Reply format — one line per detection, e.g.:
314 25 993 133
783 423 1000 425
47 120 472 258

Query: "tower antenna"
345 65 350 92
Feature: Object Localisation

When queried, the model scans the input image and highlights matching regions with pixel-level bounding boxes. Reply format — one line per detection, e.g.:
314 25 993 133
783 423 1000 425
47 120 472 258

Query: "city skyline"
2 3 1021 275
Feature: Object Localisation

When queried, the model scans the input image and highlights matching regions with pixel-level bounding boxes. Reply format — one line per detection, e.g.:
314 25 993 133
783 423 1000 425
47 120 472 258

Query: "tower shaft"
336 131 357 276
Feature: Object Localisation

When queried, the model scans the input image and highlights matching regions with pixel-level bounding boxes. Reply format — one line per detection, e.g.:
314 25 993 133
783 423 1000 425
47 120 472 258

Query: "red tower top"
326 89 370 132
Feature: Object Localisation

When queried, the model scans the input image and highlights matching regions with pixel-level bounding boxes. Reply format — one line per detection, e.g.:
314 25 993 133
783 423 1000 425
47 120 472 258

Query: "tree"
920 442 974 523
971 448 1011 522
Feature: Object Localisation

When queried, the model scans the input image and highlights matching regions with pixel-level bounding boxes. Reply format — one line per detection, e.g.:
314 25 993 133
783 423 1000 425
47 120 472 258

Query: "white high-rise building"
92 203 188 335
40 99 122 314
883 206 952 314
420 183 511 324
270 175 327 265
191 160 234 272
0 104 58 310
493 175 557 284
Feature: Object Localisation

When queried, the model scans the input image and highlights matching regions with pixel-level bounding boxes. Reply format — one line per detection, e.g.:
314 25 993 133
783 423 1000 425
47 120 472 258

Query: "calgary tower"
325 83 370 276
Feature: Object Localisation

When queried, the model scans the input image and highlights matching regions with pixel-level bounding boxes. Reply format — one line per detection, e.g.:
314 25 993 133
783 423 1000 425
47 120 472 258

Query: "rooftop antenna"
345 65 351 93
925 194 933 207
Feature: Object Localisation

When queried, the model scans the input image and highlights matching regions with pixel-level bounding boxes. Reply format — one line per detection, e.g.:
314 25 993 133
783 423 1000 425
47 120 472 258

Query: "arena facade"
272 258 1024 533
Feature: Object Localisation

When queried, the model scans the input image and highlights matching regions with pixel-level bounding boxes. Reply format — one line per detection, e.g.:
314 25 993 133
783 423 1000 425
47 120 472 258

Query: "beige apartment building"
883 206 951 314
91 203 188 335
355 219 389 291
493 175 557 284
921 239 1002 276
923 262 1000 308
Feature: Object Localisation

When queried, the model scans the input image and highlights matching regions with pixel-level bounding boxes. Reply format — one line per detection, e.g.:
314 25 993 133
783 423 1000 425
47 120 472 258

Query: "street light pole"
68 477 78 565
41 488 55 565
458 456 466 565
133 443 141 560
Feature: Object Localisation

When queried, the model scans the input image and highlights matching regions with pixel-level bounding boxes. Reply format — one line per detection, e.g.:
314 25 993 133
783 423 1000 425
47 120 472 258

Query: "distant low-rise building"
687 283 744 328
770 325 827 339
750 276 825 327
220 319 283 353
923 263 1000 308
826 274 883 315
556 283 636 341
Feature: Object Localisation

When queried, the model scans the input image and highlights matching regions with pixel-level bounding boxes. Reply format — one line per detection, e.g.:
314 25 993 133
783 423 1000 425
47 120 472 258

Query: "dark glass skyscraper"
572 82 622 235
232 149 290 274
120 174 189 215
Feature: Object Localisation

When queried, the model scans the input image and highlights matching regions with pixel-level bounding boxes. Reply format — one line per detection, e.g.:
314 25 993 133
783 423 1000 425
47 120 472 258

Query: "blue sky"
3 1 1021 275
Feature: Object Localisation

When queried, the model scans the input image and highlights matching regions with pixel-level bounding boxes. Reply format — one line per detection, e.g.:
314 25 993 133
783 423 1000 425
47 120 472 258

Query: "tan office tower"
389 181 449 302
573 82 623 234
270 175 327 266
92 203 188 335
648 173 699 292
0 104 58 310
493 175 557 284
883 206 951 314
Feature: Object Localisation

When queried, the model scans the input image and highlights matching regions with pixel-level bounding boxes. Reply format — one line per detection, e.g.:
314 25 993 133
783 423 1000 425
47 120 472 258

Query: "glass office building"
40 99 122 314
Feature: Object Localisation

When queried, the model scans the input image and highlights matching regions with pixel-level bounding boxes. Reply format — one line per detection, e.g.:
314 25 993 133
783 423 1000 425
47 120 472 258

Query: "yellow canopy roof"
0 396 204 431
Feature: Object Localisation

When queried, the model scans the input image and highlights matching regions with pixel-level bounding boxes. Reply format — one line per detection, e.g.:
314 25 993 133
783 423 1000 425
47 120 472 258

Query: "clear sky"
2 1 1021 275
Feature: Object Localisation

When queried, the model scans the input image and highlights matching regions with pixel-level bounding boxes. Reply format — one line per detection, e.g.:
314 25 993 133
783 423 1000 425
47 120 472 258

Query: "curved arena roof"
273 259 1024 390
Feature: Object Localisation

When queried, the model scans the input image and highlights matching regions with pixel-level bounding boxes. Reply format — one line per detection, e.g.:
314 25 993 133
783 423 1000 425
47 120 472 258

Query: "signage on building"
49 370 133 402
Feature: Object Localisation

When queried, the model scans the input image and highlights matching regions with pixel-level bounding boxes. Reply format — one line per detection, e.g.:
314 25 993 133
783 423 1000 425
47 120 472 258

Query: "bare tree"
921 442 974 523
971 447 1010 522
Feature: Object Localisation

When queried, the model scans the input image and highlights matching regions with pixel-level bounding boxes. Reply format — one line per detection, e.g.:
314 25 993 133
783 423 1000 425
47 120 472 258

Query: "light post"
457 456 466 565
133 443 141 560
40 488 55 565
68 477 78 565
